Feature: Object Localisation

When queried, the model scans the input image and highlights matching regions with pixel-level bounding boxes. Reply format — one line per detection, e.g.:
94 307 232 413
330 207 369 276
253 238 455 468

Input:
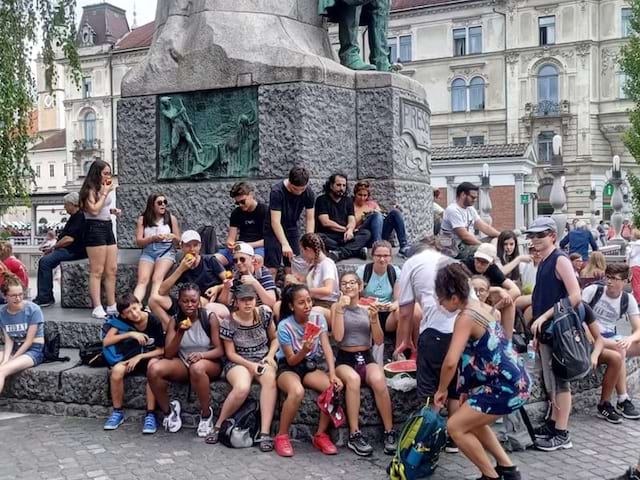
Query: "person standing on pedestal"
79 160 121 319
34 193 86 307
315 173 370 262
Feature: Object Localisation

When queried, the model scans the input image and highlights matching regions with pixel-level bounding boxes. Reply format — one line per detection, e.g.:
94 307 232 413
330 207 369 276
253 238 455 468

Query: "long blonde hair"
581 251 607 278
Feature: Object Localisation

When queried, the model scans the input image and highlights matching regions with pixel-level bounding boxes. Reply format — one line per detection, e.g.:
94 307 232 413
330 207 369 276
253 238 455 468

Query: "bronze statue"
159 96 204 174
319 0 391 72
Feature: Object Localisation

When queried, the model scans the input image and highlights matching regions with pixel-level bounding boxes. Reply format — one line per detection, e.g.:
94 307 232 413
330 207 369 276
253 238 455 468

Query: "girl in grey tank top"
331 272 397 455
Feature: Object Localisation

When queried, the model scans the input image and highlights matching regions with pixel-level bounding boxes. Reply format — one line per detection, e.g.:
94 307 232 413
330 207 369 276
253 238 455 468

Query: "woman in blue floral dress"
434 263 530 480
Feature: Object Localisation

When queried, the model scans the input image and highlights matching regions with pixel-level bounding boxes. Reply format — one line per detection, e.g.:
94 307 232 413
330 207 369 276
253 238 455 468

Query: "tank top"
84 190 113 221
337 305 372 349
532 249 568 319
143 217 171 241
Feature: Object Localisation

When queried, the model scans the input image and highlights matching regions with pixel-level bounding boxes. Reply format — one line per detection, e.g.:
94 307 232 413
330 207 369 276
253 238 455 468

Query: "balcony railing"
73 138 101 152
524 100 570 118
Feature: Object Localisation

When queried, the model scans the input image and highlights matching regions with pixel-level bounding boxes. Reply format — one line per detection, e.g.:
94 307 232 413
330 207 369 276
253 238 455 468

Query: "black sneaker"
327 250 341 263
609 467 640 480
533 420 555 438
496 465 522 480
33 297 54 307
534 431 572 451
445 437 459 453
358 247 368 260
347 431 373 457
383 429 398 455
598 401 623 424
617 399 640 420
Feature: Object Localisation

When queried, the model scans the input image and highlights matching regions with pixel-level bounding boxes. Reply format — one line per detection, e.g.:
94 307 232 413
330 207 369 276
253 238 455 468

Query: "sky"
76 0 158 28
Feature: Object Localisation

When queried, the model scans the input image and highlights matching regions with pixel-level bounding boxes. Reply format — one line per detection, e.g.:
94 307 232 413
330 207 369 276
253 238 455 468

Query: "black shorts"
264 229 301 269
84 219 116 247
336 349 374 382
379 311 392 332
277 357 321 379
416 328 459 402
109 358 150 376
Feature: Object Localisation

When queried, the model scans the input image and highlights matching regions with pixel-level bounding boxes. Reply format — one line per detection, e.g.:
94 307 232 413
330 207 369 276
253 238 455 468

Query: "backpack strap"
588 285 605 309
621 292 630 317
363 263 374 288
199 308 212 338
387 264 397 288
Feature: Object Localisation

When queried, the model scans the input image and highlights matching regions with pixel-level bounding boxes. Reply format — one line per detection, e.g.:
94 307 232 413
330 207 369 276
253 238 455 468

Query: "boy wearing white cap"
463 243 521 302
149 230 227 329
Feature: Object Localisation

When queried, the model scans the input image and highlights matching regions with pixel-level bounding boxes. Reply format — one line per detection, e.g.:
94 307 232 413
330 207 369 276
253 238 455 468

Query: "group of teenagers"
0 161 639 479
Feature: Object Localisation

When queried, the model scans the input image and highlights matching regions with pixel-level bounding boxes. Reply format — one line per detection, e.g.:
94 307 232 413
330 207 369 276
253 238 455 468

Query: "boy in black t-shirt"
215 182 267 267
264 167 315 277
103 294 165 433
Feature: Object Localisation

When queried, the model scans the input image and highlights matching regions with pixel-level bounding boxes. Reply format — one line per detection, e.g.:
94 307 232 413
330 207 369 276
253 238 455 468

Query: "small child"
103 294 165 433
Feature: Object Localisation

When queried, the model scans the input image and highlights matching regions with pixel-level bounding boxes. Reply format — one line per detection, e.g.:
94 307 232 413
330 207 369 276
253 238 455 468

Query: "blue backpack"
101 315 145 367
388 400 447 480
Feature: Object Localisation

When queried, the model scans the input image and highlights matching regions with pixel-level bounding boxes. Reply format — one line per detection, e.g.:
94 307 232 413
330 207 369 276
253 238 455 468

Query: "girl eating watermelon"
274 284 343 457
332 272 397 457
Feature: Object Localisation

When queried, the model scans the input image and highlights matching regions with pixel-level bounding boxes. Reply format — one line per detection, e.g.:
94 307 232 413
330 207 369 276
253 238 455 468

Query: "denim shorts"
84 219 116 247
13 342 44 366
217 246 265 265
140 242 176 264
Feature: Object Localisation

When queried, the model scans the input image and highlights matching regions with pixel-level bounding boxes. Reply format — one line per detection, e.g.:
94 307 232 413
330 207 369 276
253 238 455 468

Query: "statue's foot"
341 57 377 71
373 59 392 72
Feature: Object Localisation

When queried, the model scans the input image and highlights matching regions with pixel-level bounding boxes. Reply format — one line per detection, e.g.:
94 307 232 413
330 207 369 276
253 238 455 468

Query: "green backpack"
388 400 447 480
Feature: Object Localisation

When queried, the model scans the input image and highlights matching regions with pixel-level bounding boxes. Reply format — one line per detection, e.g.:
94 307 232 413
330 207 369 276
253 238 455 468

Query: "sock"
496 465 517 471
618 393 630 403
547 419 556 427
554 427 567 436
107 303 117 311
146 410 155 416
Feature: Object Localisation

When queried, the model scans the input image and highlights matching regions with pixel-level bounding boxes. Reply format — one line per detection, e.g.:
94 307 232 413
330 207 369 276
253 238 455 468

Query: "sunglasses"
156 199 168 206
233 256 249 264
526 230 551 239
234 199 246 206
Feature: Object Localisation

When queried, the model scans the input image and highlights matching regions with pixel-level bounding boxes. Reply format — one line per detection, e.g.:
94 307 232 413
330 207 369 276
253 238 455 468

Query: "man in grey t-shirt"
440 182 500 258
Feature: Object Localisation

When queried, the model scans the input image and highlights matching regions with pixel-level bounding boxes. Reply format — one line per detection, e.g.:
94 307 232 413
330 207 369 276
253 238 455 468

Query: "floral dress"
457 306 531 415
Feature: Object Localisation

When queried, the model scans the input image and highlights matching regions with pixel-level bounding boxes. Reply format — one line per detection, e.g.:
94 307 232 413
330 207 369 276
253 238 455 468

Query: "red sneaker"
312 432 338 455
274 433 294 457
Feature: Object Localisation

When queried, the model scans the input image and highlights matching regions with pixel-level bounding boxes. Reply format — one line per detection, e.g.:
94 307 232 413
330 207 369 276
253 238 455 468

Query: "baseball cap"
235 284 257 299
474 243 497 263
233 242 255 256
525 217 557 234
181 230 201 244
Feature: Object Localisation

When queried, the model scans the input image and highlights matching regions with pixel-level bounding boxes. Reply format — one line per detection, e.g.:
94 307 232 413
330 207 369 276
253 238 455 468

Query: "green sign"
604 183 614 197
520 194 530 205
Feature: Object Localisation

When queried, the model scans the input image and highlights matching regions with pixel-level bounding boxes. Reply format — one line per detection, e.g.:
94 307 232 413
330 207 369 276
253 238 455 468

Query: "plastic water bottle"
526 341 536 369
406 442 424 468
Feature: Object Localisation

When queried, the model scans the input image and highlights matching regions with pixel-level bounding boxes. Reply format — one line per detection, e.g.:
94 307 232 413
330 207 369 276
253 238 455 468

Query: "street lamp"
547 135 568 238
479 163 493 228
610 155 625 244
590 181 597 229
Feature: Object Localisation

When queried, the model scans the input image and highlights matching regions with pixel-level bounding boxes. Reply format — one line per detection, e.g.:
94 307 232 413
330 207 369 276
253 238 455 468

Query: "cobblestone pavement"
0 412 638 480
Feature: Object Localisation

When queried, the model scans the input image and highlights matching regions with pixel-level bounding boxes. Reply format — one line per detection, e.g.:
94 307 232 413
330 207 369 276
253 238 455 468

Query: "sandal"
204 427 220 444
256 432 274 452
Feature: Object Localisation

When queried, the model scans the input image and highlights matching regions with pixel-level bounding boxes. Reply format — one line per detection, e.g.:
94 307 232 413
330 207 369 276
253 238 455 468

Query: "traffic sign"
520 194 530 205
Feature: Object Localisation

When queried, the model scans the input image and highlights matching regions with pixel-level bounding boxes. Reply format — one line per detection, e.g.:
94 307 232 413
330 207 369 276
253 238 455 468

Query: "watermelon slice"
303 322 321 341
384 359 417 379
358 297 377 306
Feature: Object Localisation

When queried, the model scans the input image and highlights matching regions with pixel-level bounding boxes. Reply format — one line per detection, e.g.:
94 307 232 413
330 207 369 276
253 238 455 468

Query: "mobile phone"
256 364 266 376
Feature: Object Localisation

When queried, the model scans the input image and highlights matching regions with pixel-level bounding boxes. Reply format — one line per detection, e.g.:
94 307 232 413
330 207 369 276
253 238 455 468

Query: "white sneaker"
91 305 107 319
163 400 182 433
197 406 214 438
106 304 118 315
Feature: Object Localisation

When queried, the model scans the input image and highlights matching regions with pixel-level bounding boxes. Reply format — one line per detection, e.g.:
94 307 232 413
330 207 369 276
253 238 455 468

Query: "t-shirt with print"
307 256 340 302
398 249 459 334
220 306 272 362
0 301 44 342
177 255 224 292
314 194 354 235
276 312 328 360
356 264 401 303
582 284 639 335
440 204 479 247
265 180 315 233
463 257 506 287
230 202 267 243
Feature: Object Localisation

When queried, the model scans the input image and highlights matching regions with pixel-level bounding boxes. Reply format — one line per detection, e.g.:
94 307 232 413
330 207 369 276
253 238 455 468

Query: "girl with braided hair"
300 233 339 325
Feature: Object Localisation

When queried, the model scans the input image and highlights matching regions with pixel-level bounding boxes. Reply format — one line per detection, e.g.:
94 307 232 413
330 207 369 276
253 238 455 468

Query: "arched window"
469 77 485 111
537 181 554 216
451 78 467 112
537 64 559 112
82 111 96 143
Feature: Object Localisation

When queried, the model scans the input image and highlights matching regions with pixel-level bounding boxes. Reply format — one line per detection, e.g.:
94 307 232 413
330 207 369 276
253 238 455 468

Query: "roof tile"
432 143 529 160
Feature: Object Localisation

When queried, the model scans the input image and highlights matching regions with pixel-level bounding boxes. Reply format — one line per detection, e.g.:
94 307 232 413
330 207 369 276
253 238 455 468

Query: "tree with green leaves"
0 1 80 207
621 0 640 227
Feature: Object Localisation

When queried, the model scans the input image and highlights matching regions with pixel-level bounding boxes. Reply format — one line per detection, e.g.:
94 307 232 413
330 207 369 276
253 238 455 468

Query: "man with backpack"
527 217 591 452
583 263 640 421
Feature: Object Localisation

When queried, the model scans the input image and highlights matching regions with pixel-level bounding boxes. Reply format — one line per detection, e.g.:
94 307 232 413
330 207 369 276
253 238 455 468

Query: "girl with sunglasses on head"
332 272 397 457
134 193 181 302
0 273 45 395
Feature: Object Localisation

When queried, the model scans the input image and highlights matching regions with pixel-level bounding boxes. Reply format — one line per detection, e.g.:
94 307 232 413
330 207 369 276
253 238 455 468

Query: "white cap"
181 230 201 244
474 243 497 263
234 242 254 256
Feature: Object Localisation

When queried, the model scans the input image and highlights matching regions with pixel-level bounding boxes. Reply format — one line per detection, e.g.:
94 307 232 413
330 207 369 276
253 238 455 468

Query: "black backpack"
362 263 397 290
219 398 260 448
79 342 107 368
588 285 629 318
42 322 70 364
550 298 592 382
197 226 218 255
